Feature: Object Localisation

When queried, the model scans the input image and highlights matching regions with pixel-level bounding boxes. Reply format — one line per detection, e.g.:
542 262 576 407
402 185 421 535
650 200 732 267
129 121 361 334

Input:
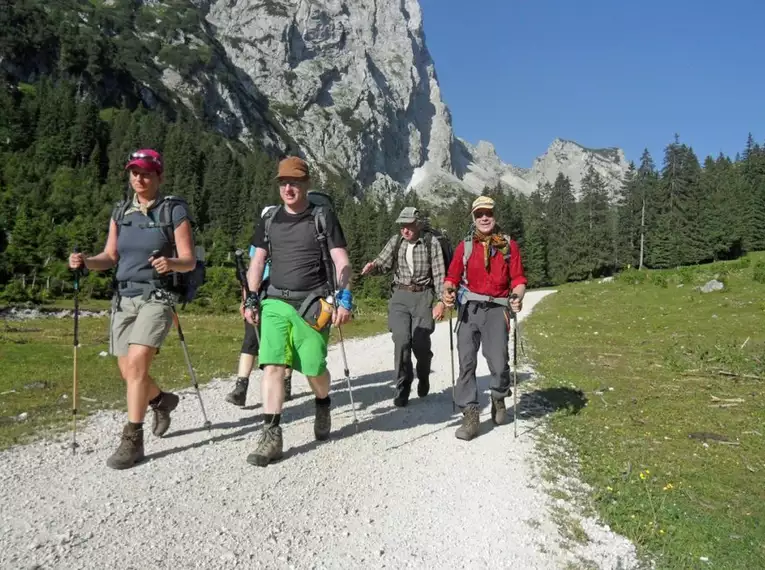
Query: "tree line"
2 77 764 304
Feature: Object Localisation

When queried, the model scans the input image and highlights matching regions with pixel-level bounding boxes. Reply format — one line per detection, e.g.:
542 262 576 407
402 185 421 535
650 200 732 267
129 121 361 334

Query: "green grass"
0 300 388 449
526 254 765 569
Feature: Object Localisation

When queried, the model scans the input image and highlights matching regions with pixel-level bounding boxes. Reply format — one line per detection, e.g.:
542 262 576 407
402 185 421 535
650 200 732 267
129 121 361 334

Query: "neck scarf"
132 192 159 216
473 228 509 268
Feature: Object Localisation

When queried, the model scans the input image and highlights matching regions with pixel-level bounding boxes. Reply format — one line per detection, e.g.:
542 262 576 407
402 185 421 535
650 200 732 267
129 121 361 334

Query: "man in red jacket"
441 195 527 441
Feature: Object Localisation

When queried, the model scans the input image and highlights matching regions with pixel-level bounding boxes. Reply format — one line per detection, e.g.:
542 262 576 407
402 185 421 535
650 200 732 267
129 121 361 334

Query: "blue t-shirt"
114 199 189 297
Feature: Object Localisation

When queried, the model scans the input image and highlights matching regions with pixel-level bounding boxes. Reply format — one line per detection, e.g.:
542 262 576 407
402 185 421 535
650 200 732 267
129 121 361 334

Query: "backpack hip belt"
266 284 331 300
459 288 510 307
117 280 173 302
266 284 334 332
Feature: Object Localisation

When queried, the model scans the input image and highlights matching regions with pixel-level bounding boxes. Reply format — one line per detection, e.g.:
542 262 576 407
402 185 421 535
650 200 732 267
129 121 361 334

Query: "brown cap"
274 156 310 180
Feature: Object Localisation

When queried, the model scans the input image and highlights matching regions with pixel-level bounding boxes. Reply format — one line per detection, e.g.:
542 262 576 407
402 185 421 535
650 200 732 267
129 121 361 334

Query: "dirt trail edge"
1 290 638 569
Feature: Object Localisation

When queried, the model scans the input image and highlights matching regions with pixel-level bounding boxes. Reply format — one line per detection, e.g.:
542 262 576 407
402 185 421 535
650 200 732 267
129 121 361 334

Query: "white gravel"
0 290 638 569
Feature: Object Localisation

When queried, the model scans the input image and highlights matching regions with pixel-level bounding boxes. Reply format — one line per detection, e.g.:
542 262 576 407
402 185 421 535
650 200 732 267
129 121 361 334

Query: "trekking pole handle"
149 248 161 270
233 249 251 295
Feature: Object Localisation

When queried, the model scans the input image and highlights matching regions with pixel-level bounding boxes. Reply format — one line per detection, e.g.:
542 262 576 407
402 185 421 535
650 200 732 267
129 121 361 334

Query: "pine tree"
518 190 548 286
571 166 612 279
545 174 576 283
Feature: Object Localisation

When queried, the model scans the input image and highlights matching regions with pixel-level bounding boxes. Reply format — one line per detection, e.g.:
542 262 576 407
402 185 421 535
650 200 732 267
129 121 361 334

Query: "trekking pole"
510 294 519 439
448 308 456 413
234 249 260 345
336 325 359 432
151 249 211 431
171 309 211 431
71 245 81 454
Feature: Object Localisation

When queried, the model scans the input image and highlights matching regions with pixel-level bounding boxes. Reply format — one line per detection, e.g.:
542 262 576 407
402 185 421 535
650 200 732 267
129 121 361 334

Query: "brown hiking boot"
106 423 145 470
491 397 508 425
284 371 292 402
150 392 180 437
314 400 331 441
455 406 480 441
246 424 283 467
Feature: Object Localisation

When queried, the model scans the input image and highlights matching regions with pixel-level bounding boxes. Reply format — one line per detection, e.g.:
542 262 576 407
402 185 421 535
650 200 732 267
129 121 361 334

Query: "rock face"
414 137 630 199
173 1 628 198
201 0 456 194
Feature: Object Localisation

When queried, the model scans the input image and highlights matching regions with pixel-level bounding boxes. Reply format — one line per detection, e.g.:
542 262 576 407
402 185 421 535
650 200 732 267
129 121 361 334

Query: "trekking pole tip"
234 248 244 258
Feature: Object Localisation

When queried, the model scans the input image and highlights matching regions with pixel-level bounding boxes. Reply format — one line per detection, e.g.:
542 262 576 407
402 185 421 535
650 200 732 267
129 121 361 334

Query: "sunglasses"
473 210 494 219
128 151 162 166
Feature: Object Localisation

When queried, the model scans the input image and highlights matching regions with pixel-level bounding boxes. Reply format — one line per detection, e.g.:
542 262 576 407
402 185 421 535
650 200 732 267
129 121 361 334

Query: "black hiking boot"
106 423 145 470
455 406 480 441
225 377 249 407
417 377 430 398
284 371 293 402
393 382 411 408
150 392 179 437
491 397 508 426
314 398 331 440
246 424 283 467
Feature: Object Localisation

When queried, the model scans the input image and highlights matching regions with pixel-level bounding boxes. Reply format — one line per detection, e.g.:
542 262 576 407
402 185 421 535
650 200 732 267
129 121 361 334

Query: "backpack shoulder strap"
312 205 328 238
111 199 130 223
262 205 281 257
391 234 404 274
462 238 473 287
423 230 434 271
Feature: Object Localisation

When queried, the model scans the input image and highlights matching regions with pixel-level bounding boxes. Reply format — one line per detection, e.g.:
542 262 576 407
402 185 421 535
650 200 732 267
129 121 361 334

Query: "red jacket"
444 238 527 297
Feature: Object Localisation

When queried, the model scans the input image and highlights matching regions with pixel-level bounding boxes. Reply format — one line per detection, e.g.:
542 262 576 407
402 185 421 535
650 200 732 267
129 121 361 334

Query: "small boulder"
699 279 724 293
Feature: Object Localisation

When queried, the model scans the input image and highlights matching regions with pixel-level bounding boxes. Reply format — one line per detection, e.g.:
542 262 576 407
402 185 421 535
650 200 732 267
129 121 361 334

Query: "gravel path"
0 290 638 569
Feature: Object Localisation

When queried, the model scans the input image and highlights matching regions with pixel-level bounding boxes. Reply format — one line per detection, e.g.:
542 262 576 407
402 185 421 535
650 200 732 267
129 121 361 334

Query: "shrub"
752 261 765 284
616 268 647 285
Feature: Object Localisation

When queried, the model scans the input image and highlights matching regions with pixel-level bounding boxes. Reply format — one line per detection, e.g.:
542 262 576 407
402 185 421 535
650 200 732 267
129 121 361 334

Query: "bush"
752 261 765 284
616 268 647 286
651 272 668 288
675 266 696 285
730 256 752 270
194 266 240 313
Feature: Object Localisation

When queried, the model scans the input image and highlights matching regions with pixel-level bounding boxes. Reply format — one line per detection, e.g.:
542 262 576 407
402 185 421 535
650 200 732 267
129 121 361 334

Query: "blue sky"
419 0 764 168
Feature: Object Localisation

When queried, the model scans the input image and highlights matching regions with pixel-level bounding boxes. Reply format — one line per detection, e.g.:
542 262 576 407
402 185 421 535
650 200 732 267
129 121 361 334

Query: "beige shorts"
110 295 174 357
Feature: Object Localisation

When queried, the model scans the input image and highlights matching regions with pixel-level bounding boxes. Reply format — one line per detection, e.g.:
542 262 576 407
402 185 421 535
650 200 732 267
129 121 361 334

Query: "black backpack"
392 225 454 278
112 195 206 306
261 190 338 289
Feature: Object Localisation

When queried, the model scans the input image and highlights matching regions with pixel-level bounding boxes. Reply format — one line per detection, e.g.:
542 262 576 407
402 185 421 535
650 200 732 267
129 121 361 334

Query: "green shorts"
258 298 330 377
110 295 174 357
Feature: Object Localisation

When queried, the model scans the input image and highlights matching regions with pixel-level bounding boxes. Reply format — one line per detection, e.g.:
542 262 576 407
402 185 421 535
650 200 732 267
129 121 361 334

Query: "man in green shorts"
243 156 352 467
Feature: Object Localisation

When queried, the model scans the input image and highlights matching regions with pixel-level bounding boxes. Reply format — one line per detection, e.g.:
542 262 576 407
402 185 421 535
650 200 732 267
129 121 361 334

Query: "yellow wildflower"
663 483 674 491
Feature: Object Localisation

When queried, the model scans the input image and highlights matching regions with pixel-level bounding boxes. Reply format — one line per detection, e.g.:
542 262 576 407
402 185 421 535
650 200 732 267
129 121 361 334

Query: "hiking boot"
417 377 430 398
284 372 292 402
455 406 480 441
150 392 179 437
106 423 145 470
314 400 331 441
246 424 283 467
393 382 411 408
491 397 508 426
225 377 249 407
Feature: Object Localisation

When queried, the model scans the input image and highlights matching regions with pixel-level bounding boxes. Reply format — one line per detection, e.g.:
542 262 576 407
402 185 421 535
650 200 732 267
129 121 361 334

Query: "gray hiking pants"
455 301 511 409
388 288 435 393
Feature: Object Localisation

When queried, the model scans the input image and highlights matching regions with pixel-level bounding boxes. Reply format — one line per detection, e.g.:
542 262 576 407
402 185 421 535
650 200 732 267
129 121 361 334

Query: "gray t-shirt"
113 199 189 297
251 204 346 294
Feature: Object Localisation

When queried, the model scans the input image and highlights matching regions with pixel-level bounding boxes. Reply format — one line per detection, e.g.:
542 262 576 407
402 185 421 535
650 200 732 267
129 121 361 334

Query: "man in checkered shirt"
361 207 447 407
